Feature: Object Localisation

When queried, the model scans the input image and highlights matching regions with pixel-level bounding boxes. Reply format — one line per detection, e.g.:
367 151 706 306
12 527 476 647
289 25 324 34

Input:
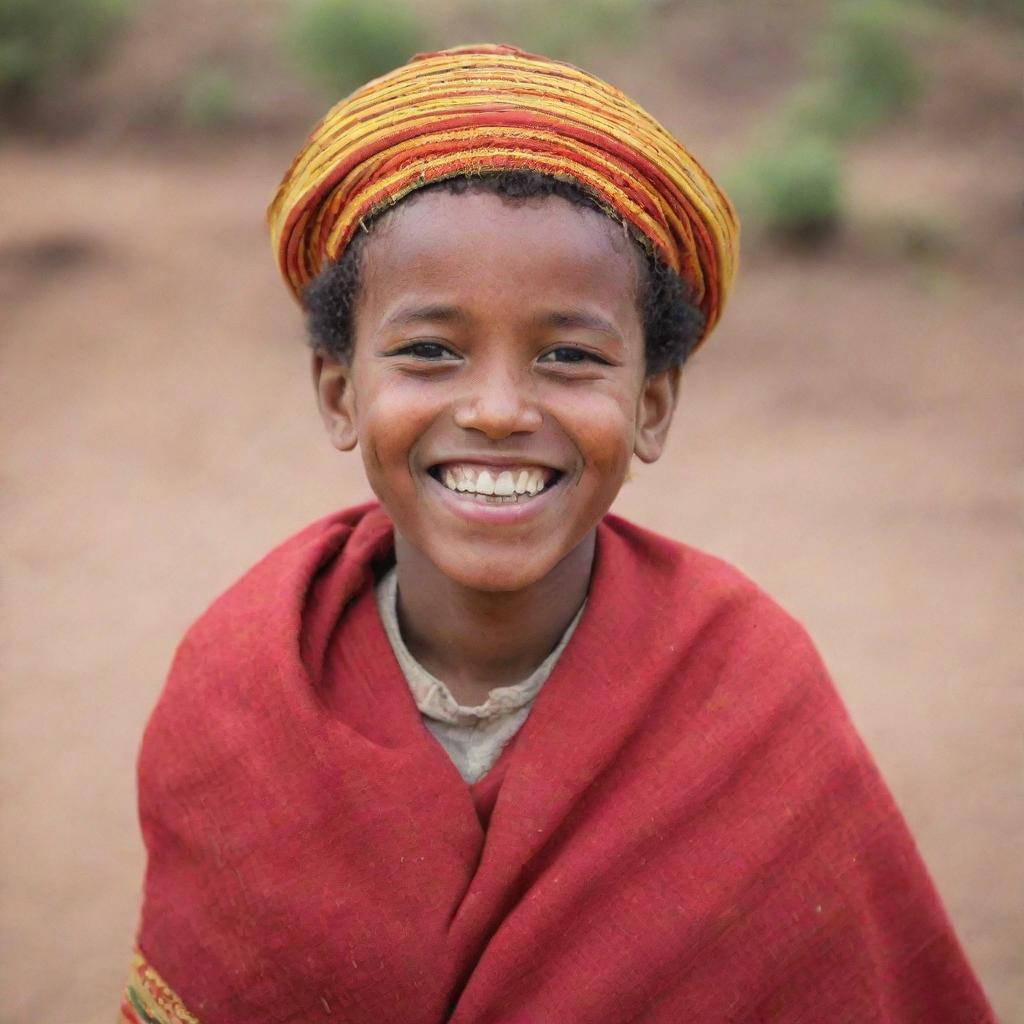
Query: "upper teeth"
439 465 550 496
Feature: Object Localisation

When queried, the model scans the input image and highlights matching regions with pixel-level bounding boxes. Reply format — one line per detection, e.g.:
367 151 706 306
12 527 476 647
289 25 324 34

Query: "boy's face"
315 190 679 593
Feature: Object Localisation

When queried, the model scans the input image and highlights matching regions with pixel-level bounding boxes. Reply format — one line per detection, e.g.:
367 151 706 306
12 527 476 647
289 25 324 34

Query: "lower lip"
426 474 562 524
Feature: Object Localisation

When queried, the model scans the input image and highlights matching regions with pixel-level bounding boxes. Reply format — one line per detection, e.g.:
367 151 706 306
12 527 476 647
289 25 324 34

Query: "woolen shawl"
124 504 993 1023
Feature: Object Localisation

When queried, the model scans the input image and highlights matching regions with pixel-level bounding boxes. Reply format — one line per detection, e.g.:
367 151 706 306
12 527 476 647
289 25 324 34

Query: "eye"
538 346 610 365
392 341 458 361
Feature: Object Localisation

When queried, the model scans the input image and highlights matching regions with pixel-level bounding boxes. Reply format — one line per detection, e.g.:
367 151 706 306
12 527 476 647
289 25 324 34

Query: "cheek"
556 386 638 478
354 377 439 476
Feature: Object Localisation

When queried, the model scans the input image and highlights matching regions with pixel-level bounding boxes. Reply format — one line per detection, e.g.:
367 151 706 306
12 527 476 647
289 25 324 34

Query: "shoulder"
593 512 851 761
597 512 818 664
595 515 885 828
141 502 391 744
137 502 394 808
179 501 390 651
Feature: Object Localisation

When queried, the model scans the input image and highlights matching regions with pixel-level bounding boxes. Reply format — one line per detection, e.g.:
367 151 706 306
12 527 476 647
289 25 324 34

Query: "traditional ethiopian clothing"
123 505 992 1022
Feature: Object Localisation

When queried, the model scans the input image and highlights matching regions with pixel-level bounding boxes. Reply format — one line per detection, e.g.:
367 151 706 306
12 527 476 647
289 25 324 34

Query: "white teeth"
494 471 515 496
435 464 553 499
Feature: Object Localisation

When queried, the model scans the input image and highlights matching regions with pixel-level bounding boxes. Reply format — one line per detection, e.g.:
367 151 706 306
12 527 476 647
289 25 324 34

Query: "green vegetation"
283 0 653 98
731 0 926 244
475 0 650 61
285 0 427 97
0 0 134 108
283 0 653 106
792 0 923 141
728 134 843 244
181 66 239 130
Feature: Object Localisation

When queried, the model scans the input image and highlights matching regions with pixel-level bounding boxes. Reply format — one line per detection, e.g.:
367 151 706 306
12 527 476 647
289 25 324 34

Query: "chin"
429 544 565 594
420 521 599 596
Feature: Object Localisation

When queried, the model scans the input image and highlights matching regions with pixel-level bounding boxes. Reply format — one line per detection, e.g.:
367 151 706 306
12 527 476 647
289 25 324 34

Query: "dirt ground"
1 3 1022 1021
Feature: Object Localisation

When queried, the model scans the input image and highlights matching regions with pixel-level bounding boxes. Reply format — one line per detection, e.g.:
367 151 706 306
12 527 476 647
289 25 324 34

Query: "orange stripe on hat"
268 43 739 350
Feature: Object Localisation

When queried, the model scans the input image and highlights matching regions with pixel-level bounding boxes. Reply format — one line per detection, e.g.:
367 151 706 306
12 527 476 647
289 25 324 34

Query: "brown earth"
1 2 1022 1021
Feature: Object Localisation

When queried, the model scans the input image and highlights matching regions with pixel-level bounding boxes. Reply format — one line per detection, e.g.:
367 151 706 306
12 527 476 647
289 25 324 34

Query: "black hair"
302 171 705 374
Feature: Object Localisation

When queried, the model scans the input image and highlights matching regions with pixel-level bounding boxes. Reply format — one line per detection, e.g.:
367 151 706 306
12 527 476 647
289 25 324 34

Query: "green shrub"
286 0 427 97
729 135 844 244
181 65 239 130
0 0 134 108
790 0 923 140
476 0 649 61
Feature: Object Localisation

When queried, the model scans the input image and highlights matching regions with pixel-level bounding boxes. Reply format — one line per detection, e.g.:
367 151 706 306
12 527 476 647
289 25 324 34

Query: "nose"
452 362 543 439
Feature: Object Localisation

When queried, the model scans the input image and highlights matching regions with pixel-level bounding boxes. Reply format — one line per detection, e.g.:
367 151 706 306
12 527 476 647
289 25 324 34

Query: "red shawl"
131 504 992 1023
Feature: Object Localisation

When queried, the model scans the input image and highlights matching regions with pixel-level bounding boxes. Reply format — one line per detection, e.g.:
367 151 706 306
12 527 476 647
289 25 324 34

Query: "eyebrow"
381 304 621 337
383 304 468 328
541 310 620 337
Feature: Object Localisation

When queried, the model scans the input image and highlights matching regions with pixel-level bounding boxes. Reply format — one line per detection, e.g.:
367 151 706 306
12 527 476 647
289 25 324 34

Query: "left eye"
538 347 605 365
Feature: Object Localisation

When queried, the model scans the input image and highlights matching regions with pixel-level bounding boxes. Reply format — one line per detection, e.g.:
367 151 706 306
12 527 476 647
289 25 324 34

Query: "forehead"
357 190 644 321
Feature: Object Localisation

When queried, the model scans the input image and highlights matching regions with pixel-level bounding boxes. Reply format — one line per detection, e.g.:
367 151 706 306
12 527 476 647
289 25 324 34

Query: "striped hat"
268 44 739 350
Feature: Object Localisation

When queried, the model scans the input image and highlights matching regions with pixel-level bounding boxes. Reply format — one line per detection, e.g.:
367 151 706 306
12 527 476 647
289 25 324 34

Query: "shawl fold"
129 504 992 1023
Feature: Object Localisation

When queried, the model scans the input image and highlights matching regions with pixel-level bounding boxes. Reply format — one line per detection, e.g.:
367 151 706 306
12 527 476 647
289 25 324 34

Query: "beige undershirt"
375 567 582 783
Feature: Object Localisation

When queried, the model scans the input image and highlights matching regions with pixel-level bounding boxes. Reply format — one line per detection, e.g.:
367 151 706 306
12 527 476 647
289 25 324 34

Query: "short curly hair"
302 171 705 375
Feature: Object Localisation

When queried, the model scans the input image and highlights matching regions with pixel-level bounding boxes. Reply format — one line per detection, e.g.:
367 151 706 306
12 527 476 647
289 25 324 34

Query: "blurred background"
1 0 1021 1020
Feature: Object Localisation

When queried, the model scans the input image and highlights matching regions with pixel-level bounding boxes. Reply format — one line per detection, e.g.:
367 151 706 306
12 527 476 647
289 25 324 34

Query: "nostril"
453 397 542 438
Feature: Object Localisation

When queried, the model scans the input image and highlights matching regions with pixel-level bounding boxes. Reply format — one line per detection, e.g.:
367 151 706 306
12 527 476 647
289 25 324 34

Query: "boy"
121 45 993 1023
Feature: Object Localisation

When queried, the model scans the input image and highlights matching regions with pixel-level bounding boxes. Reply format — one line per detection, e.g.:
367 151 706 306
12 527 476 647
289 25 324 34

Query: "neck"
392 531 594 707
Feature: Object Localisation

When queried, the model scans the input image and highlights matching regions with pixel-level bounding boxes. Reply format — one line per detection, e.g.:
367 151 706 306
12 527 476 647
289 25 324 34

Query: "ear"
312 352 358 452
634 365 680 464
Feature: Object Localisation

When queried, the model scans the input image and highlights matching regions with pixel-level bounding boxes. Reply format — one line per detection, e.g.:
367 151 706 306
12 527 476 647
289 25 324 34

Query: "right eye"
392 341 458 360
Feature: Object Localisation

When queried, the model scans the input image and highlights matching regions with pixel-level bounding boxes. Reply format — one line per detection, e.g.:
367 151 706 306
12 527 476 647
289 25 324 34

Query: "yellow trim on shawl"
119 951 200 1024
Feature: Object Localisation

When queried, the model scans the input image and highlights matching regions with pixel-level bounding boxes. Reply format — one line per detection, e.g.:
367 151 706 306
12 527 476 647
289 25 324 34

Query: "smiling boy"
122 45 993 1024
311 180 680 712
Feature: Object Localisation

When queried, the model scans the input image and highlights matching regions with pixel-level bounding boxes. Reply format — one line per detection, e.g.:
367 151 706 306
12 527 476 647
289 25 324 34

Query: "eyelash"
393 341 457 360
538 346 609 365
393 342 609 367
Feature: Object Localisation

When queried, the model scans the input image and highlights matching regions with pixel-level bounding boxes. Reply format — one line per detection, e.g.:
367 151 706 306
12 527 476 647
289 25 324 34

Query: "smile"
428 463 560 504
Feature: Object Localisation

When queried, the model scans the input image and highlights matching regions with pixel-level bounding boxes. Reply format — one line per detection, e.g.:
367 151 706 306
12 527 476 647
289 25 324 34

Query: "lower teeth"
439 483 544 502
466 491 530 503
